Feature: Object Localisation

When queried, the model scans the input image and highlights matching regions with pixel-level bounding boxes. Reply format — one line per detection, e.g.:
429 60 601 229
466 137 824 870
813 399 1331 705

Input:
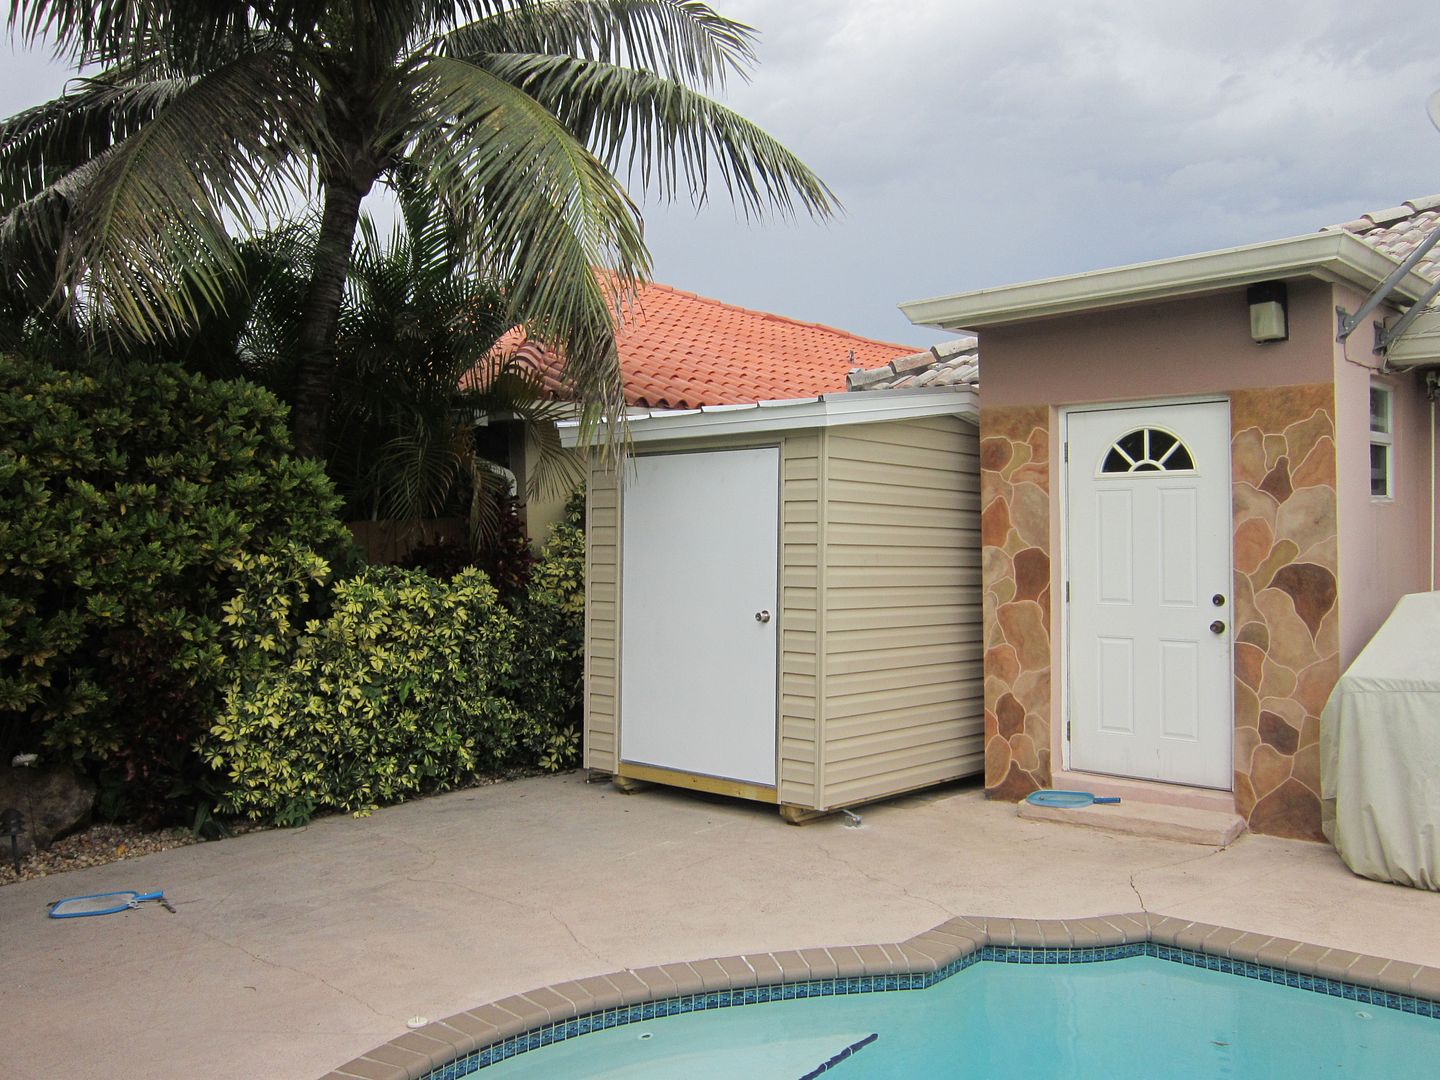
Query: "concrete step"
1017 797 1247 847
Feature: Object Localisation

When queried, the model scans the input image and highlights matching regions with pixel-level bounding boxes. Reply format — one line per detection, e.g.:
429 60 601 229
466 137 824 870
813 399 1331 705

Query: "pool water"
477 955 1440 1078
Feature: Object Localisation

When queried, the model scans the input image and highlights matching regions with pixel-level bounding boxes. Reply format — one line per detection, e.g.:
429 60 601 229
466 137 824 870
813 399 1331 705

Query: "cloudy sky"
6 0 1440 345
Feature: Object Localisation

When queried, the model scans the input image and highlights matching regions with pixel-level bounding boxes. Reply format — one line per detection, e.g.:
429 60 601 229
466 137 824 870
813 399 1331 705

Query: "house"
488 281 921 542
870 195 1440 841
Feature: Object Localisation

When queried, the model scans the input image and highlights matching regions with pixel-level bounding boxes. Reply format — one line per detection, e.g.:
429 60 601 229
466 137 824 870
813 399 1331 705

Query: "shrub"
204 555 526 821
480 494 537 599
0 354 349 811
505 491 586 770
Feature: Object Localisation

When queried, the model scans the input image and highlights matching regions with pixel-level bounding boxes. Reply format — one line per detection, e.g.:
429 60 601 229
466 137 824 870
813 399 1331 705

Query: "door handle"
1210 620 1226 635
755 610 771 623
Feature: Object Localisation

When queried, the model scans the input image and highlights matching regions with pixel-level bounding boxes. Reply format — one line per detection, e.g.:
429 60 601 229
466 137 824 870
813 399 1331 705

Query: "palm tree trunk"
291 176 371 458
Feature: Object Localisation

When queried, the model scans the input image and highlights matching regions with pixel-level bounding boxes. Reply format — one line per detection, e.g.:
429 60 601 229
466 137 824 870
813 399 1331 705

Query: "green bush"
0 354 349 810
205 493 587 824
203 554 526 821
505 493 586 770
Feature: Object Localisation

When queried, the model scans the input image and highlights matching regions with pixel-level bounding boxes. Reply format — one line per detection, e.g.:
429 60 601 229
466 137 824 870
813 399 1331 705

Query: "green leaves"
0 352 350 808
205 562 521 821
204 493 587 825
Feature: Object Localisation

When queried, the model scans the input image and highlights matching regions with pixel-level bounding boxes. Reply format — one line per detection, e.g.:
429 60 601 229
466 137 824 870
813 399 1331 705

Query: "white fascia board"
558 388 978 447
899 232 1435 331
1386 309 1440 369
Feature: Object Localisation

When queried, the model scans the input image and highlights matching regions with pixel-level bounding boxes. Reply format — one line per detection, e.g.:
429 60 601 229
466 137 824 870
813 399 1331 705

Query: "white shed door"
620 447 779 786
1066 402 1232 789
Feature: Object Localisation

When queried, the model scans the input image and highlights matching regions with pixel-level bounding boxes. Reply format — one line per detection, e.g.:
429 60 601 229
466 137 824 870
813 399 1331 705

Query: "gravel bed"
0 823 202 887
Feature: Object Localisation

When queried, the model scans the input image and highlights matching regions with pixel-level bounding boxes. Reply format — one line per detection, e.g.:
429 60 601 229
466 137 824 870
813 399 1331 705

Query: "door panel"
619 447 779 785
1067 402 1232 788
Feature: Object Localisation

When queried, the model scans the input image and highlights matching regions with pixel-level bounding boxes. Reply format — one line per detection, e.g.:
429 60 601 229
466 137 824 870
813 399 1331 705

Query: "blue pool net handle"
1026 790 1123 808
48 890 176 918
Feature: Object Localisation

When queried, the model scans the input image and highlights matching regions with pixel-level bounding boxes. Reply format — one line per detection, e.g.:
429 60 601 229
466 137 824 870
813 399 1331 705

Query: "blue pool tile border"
410 937 1440 1079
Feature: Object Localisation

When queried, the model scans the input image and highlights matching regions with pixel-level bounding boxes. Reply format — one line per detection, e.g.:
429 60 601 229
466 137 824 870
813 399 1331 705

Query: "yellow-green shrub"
203 551 524 822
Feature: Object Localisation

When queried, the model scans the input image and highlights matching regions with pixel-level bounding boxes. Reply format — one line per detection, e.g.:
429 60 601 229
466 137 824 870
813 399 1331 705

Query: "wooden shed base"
777 804 833 826
613 763 779 805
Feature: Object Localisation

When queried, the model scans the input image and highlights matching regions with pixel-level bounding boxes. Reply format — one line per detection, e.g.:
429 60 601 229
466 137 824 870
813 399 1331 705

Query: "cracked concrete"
3 772 1438 1080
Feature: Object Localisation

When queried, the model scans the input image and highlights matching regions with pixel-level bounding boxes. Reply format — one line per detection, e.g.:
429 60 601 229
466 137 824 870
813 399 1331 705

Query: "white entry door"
1066 401 1232 789
619 447 779 786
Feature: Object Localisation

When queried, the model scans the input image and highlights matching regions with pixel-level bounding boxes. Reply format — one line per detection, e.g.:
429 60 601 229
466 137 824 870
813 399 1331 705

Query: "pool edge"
320 912 1440 1080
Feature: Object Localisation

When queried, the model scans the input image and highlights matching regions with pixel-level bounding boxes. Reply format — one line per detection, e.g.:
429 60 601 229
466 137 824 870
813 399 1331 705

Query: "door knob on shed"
1210 620 1226 635
755 610 771 623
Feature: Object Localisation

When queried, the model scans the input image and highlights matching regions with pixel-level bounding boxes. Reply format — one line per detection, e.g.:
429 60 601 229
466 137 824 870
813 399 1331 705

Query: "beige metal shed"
563 390 983 821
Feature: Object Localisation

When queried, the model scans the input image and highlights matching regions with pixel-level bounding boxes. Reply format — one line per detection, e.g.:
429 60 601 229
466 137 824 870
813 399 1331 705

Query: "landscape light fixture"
1248 281 1288 343
1 808 23 873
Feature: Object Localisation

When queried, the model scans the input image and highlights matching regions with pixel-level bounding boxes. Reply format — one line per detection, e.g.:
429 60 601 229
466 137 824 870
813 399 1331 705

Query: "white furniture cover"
1320 591 1440 890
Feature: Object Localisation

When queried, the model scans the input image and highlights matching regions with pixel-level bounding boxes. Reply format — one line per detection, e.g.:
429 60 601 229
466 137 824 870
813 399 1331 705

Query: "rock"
0 764 97 856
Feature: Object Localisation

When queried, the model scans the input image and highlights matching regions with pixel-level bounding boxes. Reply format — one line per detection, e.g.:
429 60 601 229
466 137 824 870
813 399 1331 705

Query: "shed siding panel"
818 416 984 808
583 460 621 771
779 432 821 807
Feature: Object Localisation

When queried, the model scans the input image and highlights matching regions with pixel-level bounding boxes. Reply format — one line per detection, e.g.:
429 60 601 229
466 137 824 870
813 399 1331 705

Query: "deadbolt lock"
1212 594 1226 607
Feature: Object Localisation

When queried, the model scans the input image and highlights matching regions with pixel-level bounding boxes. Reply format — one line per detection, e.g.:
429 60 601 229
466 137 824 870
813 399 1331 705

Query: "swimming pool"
337 915 1440 1080
457 948 1440 1078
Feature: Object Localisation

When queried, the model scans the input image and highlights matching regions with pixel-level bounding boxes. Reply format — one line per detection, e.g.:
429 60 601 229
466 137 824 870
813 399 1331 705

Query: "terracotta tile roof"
489 281 918 409
850 193 1440 393
1322 194 1440 282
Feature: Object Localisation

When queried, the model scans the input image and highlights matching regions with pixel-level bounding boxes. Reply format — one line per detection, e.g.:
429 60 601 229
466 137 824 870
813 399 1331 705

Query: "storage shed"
562 389 984 821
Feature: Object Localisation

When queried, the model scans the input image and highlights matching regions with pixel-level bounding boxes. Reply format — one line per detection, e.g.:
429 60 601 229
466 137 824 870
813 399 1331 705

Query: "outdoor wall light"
1248 281 1288 343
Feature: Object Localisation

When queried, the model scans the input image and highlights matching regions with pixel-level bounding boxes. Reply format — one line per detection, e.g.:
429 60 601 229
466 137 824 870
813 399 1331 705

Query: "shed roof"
558 386 978 448
494 280 917 409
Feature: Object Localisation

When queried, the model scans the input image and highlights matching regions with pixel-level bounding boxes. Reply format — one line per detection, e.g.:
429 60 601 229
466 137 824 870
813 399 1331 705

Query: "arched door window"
1099 427 1195 474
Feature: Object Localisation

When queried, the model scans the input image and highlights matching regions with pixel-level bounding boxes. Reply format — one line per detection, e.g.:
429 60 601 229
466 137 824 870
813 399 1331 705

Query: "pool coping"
320 911 1440 1080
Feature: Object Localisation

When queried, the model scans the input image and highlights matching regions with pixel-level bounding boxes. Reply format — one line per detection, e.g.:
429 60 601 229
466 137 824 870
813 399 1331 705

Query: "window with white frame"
1370 383 1393 499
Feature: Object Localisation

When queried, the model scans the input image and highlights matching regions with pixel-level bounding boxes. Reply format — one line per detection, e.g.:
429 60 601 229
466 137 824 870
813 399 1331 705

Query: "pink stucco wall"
980 280 1337 407
1331 285 1437 666
973 276 1438 839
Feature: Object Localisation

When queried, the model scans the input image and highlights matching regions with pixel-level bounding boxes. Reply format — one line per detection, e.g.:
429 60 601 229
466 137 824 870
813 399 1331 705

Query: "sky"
5 0 1440 346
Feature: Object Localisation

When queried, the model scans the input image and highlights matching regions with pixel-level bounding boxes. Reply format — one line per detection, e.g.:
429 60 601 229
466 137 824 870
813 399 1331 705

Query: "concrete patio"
3 771 1437 1080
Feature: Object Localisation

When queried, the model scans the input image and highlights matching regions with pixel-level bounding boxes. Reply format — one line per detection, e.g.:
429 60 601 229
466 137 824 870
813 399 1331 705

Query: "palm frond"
44 46 316 340
408 51 644 427
376 422 463 522
446 0 755 87
10 0 267 68
0 63 191 209
477 52 838 218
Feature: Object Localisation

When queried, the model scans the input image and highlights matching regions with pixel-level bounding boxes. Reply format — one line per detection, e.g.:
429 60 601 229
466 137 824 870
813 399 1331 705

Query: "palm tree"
330 174 585 545
1 0 837 455
142 173 582 548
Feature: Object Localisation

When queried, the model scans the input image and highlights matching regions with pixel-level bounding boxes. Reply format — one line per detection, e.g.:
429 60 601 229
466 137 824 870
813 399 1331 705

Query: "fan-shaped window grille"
1100 428 1195 474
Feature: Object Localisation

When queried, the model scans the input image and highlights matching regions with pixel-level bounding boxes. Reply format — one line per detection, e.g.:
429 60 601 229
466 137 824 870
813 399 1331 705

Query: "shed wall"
583 462 621 772
583 414 982 811
778 433 823 807
817 415 985 807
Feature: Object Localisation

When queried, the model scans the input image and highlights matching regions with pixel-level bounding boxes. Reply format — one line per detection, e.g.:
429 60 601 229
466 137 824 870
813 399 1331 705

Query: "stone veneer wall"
1230 386 1338 841
979 390 1340 841
979 406 1052 800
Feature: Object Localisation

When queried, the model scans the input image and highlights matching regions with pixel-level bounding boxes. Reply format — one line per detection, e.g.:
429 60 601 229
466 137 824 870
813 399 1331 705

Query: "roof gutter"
899 232 1436 331
559 387 978 448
